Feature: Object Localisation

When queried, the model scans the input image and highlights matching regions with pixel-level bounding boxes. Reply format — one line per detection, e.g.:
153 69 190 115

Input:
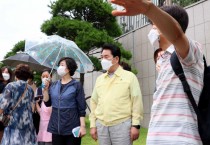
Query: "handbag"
1 85 28 127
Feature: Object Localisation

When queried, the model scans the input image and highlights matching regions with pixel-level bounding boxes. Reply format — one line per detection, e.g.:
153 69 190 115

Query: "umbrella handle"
49 44 63 75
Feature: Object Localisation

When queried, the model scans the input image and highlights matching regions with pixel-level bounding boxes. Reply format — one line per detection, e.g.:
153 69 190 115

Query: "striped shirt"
147 39 204 145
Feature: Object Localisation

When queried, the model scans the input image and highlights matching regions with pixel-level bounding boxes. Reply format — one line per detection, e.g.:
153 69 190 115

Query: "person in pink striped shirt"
111 0 204 145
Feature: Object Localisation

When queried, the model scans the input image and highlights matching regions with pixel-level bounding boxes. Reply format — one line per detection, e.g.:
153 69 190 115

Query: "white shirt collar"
165 45 175 54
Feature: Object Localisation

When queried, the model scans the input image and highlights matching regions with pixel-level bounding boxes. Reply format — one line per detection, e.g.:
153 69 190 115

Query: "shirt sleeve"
130 74 144 126
44 90 52 107
89 79 99 128
0 84 13 111
75 82 86 117
178 39 203 66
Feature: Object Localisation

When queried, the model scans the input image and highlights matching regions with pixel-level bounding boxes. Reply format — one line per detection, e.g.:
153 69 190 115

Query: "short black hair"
15 64 31 81
28 71 34 80
58 57 78 76
101 44 121 63
160 5 189 33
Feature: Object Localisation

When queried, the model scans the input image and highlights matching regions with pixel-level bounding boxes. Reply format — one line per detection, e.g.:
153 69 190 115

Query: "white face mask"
57 66 67 77
42 77 49 84
148 29 160 50
2 73 10 81
101 59 113 71
41 77 50 88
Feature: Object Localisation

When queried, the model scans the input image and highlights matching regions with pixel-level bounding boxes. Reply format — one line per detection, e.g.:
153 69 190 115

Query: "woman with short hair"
43 57 86 145
0 64 37 145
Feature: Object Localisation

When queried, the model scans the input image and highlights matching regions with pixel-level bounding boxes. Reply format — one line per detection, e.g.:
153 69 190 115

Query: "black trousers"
52 134 81 145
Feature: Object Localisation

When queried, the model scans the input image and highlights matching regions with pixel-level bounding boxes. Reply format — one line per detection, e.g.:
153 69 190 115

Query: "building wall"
116 0 159 33
84 0 210 127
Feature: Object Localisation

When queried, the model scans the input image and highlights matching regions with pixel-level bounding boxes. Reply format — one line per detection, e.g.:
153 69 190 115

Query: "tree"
172 0 199 7
4 40 25 59
41 0 133 85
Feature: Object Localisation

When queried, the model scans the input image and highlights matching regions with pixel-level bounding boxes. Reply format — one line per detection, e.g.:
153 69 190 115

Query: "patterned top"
146 39 204 145
0 80 37 145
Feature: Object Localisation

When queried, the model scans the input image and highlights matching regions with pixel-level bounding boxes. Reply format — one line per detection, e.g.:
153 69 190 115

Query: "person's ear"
116 56 120 63
66 68 70 74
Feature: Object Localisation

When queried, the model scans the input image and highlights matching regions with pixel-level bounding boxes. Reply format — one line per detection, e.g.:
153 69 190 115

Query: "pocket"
96 120 103 129
122 119 131 129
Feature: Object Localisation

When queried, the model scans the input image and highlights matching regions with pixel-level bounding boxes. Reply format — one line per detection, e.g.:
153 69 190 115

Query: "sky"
0 0 54 61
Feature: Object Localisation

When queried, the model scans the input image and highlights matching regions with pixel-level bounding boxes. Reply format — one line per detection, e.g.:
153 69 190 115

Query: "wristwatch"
132 125 141 129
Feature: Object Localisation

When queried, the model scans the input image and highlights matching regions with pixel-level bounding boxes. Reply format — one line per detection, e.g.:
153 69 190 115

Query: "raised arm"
43 80 51 107
111 0 189 58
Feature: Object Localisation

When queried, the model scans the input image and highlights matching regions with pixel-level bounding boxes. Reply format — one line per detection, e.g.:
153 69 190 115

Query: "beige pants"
96 119 132 145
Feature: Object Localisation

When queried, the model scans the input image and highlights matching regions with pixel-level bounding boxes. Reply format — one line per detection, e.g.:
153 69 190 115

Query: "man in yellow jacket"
89 44 143 145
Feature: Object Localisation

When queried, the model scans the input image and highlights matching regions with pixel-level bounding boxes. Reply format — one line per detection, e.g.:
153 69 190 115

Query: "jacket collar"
165 45 175 54
104 66 123 78
58 79 76 86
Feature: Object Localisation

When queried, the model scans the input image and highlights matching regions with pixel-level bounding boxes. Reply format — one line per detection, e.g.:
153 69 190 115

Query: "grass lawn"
82 118 148 145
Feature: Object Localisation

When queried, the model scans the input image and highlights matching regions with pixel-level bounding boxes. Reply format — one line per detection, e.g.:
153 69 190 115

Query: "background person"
28 72 37 94
36 69 52 145
153 48 164 72
120 61 132 71
43 57 86 145
1 66 13 85
0 64 37 145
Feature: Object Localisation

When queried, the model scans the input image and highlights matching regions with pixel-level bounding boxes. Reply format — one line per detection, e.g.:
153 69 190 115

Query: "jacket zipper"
57 81 73 134
58 86 66 134
58 95 61 134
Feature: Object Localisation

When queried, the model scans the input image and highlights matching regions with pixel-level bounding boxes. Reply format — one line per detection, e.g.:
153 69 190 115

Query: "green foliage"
172 0 199 7
0 62 4 68
4 52 16 59
41 0 132 72
33 71 42 87
4 40 25 59
89 56 101 71
41 17 93 41
49 0 122 37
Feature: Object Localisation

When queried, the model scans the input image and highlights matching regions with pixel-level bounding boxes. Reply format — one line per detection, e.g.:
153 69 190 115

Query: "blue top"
0 80 37 145
45 79 86 135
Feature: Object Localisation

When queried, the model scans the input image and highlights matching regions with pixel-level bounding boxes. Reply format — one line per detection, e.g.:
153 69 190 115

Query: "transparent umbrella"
25 35 94 73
